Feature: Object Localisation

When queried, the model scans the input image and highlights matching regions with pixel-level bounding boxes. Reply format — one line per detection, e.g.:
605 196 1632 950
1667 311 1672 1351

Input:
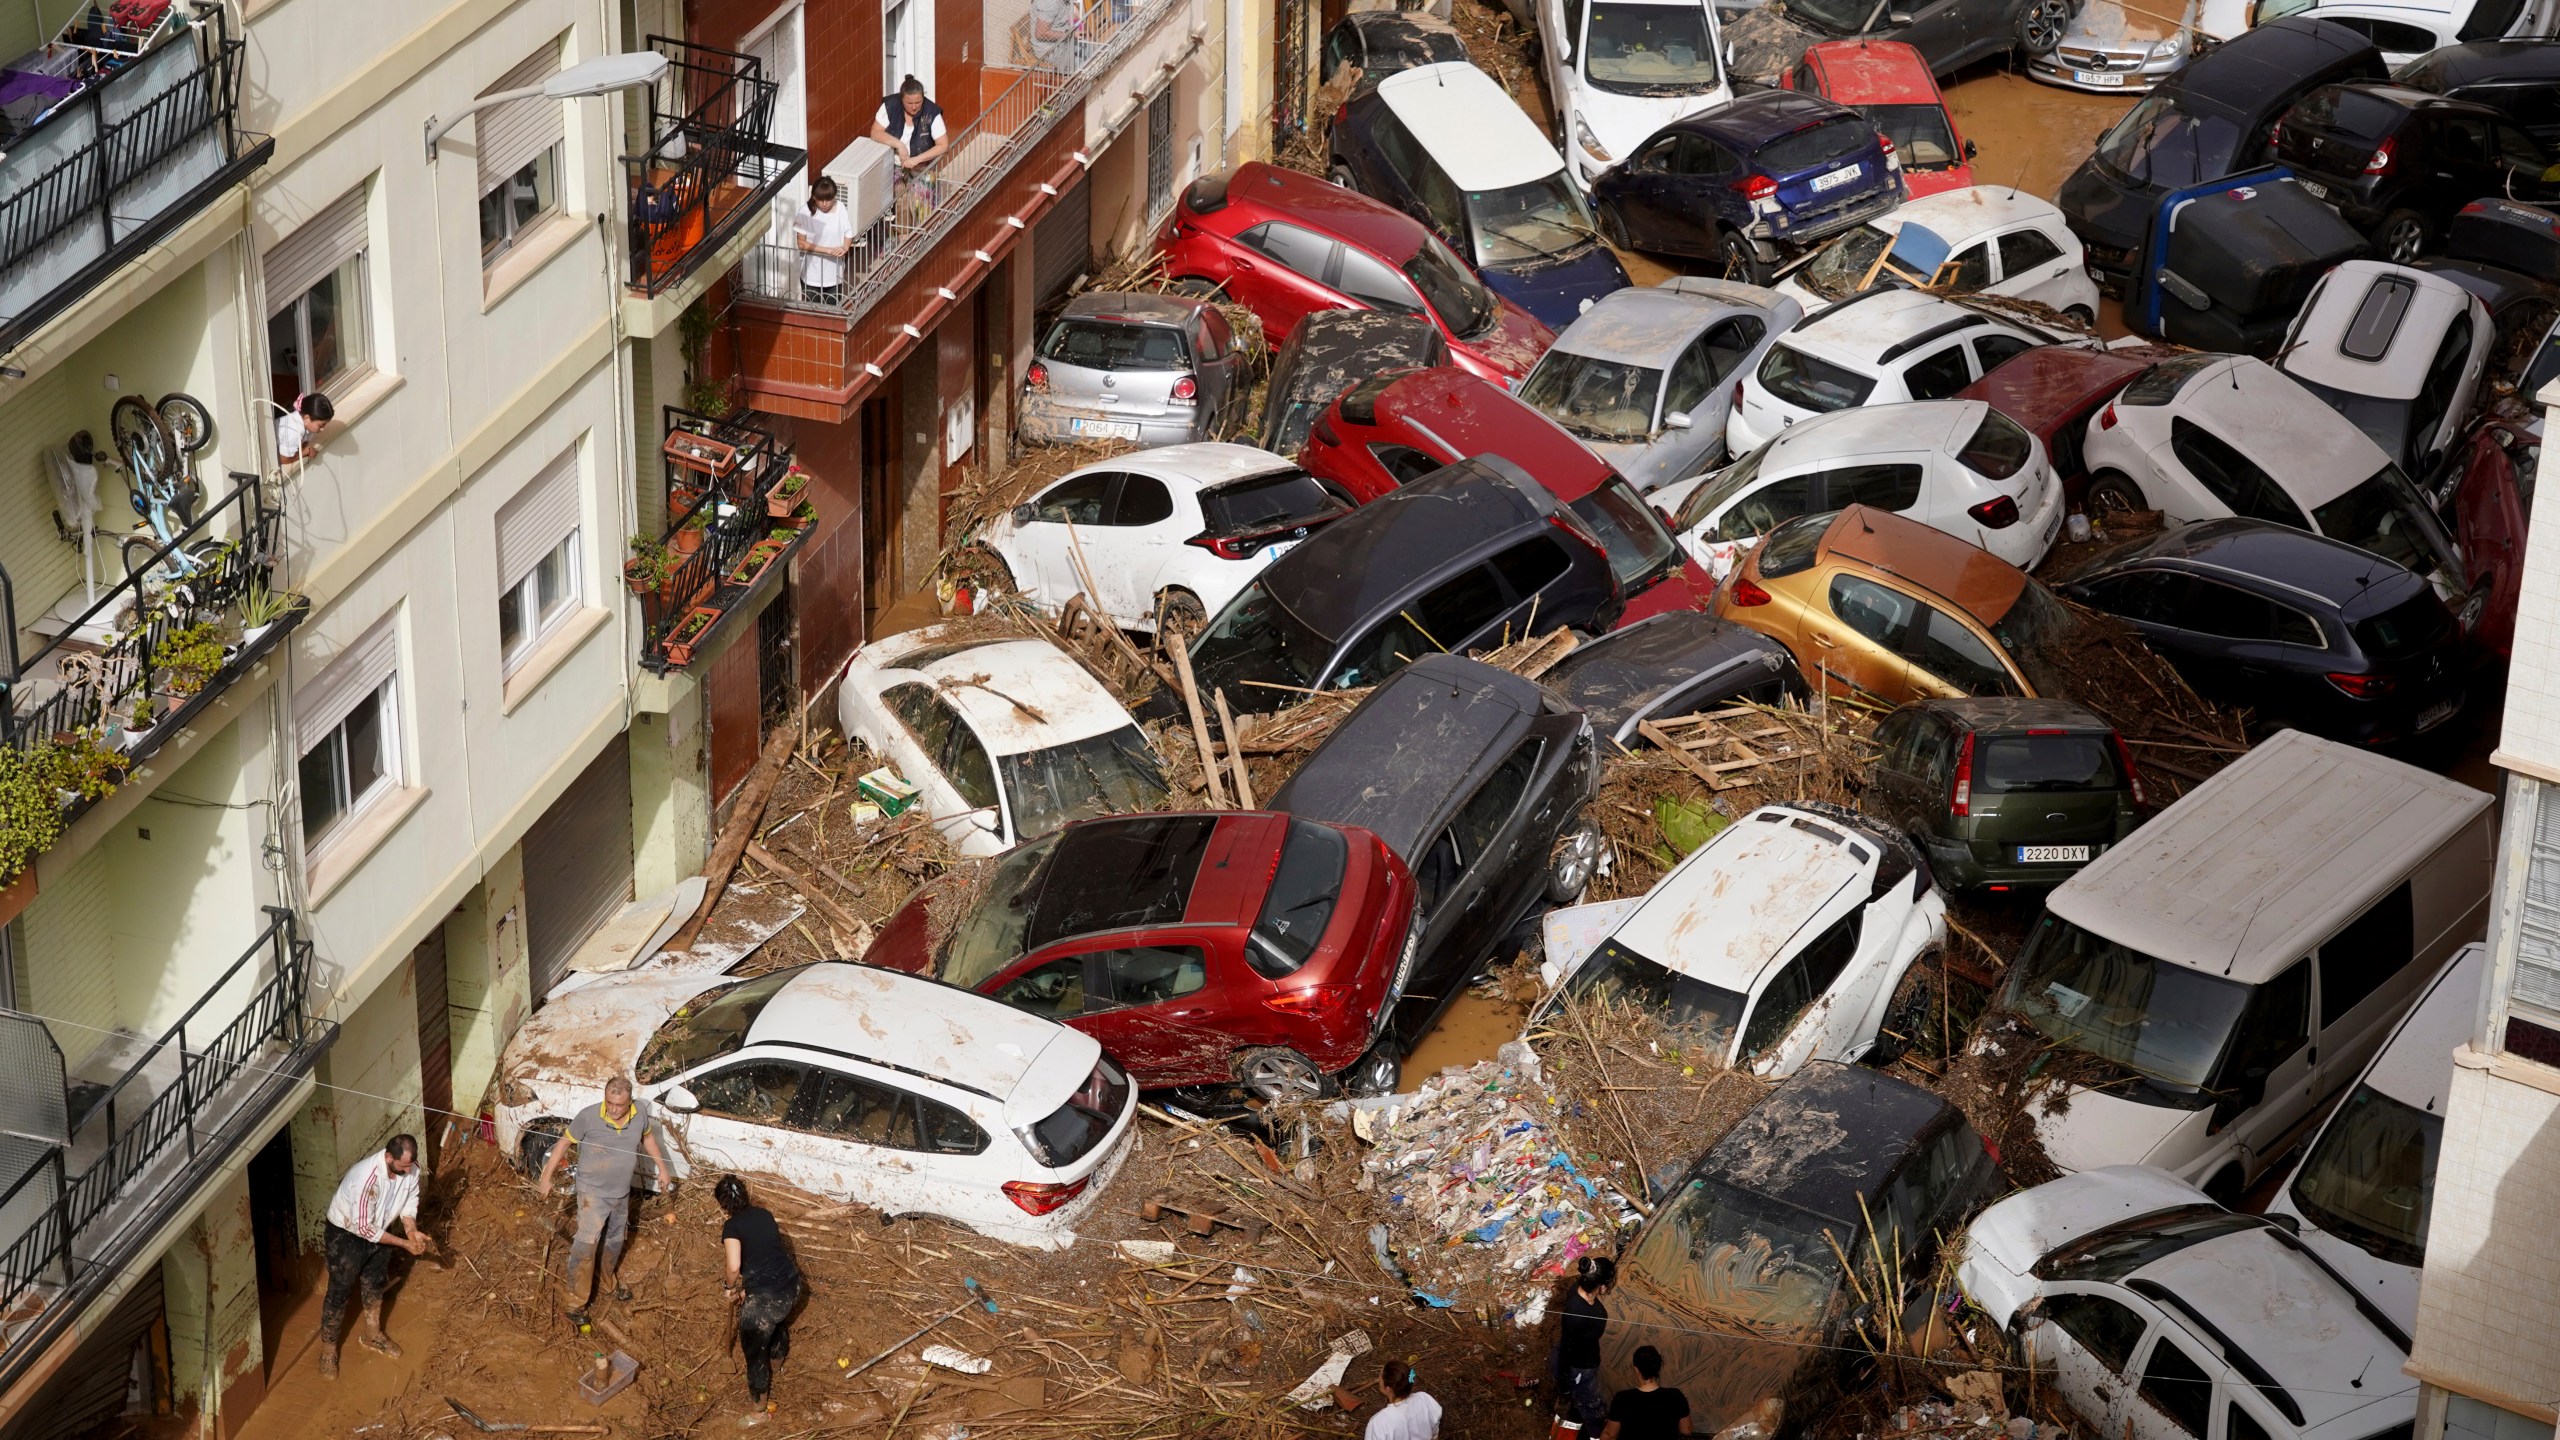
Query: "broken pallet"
1137 1192 1267 1246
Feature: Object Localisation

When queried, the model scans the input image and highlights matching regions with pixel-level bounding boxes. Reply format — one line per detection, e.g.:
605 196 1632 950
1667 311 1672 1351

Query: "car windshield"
1628 1176 1848 1332
1249 820 1351 978
2120 353 2219 405
1798 225 1903 299
937 834 1063 990
1040 318 1191 370
1519 350 1664 441
1977 733 2120 792
1759 344 1876 412
1000 726 1170 840
1191 579 1335 697
1405 233 1497 337
635 968 805 1083
2314 465 2464 587
1573 478 1687 588
1561 936 1749 1056
2353 591 2452 659
2288 1081 2443 1268
1674 444 1773 533
1466 172 1600 266
1583 2 1721 95
2006 913 2251 1092
1860 103 1961 169
2522 318 2560 397
1785 0 1890 37
2093 92 2243 188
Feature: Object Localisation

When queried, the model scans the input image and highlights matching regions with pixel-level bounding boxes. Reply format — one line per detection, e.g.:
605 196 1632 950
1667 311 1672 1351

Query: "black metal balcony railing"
634 408 816 673
624 36 806 299
0 6 274 354
0 908 329 1344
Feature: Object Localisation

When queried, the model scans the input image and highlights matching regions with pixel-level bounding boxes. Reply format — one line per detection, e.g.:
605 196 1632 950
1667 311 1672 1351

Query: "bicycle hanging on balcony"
109 391 222 584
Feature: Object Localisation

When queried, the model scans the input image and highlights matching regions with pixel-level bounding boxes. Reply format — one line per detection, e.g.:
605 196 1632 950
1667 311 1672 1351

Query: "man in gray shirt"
536 1076 673 1326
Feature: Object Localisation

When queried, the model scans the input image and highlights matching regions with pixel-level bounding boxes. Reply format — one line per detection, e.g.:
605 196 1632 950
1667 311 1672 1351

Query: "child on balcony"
793 178 854 305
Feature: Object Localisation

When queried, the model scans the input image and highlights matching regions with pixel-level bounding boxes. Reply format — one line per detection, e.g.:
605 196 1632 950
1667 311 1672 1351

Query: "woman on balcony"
872 76 950 220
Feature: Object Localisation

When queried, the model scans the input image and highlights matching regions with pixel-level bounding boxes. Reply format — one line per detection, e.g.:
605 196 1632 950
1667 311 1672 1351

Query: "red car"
2450 417 2531 659
1156 163 1555 385
1782 41 1975 200
864 810 1419 1099
1956 344 2171 510
1296 367 1713 623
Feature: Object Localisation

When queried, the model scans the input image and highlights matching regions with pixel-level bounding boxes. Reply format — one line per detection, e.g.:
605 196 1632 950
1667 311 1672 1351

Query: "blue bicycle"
110 391 218 583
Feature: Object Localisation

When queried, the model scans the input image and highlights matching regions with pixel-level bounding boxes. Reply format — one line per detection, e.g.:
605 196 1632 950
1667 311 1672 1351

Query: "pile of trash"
1356 1043 1644 1325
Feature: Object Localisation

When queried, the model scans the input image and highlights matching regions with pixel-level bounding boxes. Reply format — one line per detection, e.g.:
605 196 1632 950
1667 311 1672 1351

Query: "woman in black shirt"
716 1175 803 1405
1555 1254 1616 1429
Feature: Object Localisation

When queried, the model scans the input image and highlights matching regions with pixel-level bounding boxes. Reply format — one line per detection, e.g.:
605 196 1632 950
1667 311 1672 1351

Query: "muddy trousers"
737 1283 799 1400
318 1223 396 1341
562 1190 632 1309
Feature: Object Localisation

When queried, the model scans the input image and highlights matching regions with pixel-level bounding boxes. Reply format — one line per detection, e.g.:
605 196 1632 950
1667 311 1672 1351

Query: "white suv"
494 963 1138 1250
1726 290 2049 453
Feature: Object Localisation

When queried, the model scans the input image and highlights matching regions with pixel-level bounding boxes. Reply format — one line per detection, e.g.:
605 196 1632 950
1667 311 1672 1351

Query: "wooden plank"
666 719 802 954
1637 719 1726 790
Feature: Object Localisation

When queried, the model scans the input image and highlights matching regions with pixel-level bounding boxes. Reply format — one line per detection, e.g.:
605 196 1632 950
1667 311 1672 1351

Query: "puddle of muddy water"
1398 983 1532 1091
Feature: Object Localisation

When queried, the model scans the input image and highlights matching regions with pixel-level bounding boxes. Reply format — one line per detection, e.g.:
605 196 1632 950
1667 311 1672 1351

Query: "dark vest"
881 95 943 158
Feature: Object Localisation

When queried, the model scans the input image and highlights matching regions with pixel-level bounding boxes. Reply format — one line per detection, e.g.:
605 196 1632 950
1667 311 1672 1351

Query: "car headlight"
499 1078 537 1107
2149 32 2188 58
1574 116 1613 165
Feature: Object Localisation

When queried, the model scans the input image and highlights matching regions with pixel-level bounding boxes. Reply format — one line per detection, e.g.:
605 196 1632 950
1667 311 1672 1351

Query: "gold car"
1707 505 2067 707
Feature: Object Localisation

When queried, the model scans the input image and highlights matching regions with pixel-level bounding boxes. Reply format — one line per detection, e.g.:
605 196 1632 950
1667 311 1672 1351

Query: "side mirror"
1665 410 1695 430
1725 39 1738 68
1888 8 1914 22
1010 503 1036 526
1964 139 1980 160
661 1085 700 1115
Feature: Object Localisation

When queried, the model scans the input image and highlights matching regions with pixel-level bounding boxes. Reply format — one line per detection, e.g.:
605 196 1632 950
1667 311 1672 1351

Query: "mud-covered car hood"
500 970 737 1087
1604 1281 1823 1433
1722 3 1830 84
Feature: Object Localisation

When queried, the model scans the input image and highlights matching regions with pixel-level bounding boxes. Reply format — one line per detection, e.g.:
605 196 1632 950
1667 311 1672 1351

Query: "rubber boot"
358 1300 403 1358
317 1340 339 1379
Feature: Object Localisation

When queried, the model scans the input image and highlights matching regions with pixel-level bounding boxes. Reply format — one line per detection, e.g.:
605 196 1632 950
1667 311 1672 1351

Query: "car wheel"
1328 163 1358 192
2017 0 2071 53
2064 304 2096 328
957 543 1017 596
1344 1042 1403 1097
1600 204 1633 251
2377 209 2432 264
1865 958 1941 1069
517 1116 570 1177
1547 822 1606 903
1236 1046 1329 1102
1158 588 1208 636
1167 277 1223 300
1718 228 1771 285
2084 470 2147 518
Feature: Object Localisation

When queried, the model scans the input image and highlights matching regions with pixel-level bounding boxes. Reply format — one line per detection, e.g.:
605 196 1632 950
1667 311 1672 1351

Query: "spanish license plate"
1260 539 1300 562
2416 698 2458 731
1811 164 1862 192
1071 418 1141 440
2297 179 2329 201
2017 845 2092 863
2075 69 2126 86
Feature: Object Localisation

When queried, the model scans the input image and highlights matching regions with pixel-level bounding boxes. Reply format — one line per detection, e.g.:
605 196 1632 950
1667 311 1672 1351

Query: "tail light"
1732 380 1746 410
1002 1178 1090 1216
1335 103 1351 126
1968 496 2021 529
2328 670 2397 699
1879 135 1901 172
1730 577 1772 607
2269 118 2283 151
1171 374 1199 405
2111 732 2145 808
1740 174 1778 201
1026 361 1050 392
2097 402 2118 431
2365 136 2395 175
1982 1135 2003 1167
1951 731 1975 817
1265 984 1357 1018
1189 531 1261 560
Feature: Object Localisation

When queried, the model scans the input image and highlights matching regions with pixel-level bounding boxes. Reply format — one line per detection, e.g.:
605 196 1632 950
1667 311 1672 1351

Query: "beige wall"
2410 1050 2560 1424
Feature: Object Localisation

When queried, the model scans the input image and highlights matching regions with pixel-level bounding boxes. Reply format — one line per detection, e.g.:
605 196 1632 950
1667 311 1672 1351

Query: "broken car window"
1561 936 1748 1054
692 1060 808 1125
2007 914 2250 1092
993 957 1092 1020
938 833 1062 990
636 968 806 1083
1001 726 1170 840
2043 1291 2150 1373
1190 581 1333 697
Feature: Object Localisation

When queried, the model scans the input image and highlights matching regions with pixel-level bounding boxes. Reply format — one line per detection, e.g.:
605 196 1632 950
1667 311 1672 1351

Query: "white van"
1998 728 2491 1204
2265 940 2484 1333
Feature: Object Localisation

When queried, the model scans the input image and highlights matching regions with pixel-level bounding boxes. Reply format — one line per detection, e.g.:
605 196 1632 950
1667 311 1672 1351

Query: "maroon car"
1957 344 2174 511
2451 417 2532 659
864 811 1419 1101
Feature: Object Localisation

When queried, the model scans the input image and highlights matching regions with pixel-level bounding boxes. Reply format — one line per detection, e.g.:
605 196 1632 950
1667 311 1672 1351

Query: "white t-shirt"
1365 1393 1442 1440
326 1153 420 1241
275 408 307 459
878 102 948 148
794 203 855 288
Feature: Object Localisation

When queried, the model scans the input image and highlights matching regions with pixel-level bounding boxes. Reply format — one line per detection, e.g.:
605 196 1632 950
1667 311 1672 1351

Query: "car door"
2121 1323 2220 1440
1937 240 1994 296
880 682 973 831
1864 707 1929 835
1233 221 1346 339
2029 1288 2160 1440
1900 597 2025 697
1812 459 1927 526
2311 881 2423 1116
1407 737 1549 1020
2407 310 2478 474
1194 309 1242 434
1320 20 1361 86
2492 117 2560 204
1692 471 1818 577
1686 316 1768 446
1901 343 1975 402
1734 903 1862 1073
1995 225 2077 310
1100 471 1184 624
1894 0 1993 74
668 1055 839 1196
1670 134 1744 255
1014 471 1118 603
1336 242 1434 321
1329 560 1512 688
1813 569 1928 702
2163 418 2311 527
1611 134 1685 249
1074 937 1229 1084
797 1063 1000 1225
1970 331 2038 377
2433 114 2510 218
1541 0 1581 129
886 686 1006 849
2217 956 2317 1184
1484 534 1592 648
2168 576 2329 718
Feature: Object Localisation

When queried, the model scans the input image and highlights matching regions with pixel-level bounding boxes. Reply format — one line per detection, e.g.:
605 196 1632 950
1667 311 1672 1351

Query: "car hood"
1482 244 1633 331
1572 84 1732 168
1605 1280 1820 1433
2058 158 2152 254
1458 294 1562 381
500 969 739 1087
1588 435 1683 491
2028 1081 2205 1176
1903 164 1977 199
1958 1165 2214 1325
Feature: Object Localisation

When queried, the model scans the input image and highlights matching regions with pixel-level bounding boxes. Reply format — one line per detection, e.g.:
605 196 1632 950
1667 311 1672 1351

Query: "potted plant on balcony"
625 535 675 598
0 747 68 891
671 506 711 557
153 622 226 701
47 729 130 800
765 463 811 519
723 535 794 590
238 579 301 649
122 696 157 743
659 605 723 667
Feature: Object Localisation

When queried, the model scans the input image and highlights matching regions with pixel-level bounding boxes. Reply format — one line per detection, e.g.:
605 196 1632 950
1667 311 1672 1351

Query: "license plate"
2416 698 2458 731
1071 418 1141 440
2017 845 2092 863
2075 69 2126 86
1260 539 1299 562
2297 179 2329 200
1811 164 1862 192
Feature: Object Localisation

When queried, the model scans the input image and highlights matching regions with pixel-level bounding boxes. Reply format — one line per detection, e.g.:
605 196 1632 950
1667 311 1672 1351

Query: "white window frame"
263 187 374 404
499 530 581 674
479 142 564 262
296 617 404 854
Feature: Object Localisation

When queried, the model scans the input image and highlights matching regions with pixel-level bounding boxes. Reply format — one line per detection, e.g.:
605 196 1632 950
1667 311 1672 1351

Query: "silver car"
2026 0 2213 93
1018 292 1251 447
1513 276 1802 494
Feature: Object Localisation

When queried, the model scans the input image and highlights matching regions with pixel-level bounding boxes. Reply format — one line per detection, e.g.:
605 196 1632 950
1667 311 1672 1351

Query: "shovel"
445 1398 612 1435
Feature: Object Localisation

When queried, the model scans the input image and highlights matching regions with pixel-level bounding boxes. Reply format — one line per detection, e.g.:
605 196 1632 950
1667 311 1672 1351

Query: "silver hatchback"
1018 291 1252 448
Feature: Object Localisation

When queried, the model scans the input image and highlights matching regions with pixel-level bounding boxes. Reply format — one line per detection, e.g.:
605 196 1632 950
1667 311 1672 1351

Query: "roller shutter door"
1032 178 1092 308
523 735 635 1005
9 1263 164 1440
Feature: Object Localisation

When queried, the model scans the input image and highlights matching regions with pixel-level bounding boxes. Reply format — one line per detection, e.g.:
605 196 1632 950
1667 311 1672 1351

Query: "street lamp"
423 51 670 161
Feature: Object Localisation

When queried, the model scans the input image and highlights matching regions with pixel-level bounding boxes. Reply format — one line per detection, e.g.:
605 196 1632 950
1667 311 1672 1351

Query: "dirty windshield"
1798 225 1903 298
1860 104 1960 169
2288 1081 2442 1268
1562 937 1748 1055
1521 351 1662 441
1572 480 1685 589
2313 465 2464 590
1583 2 1721 95
1001 726 1169 840
1629 1176 1847 1332
2006 914 2249 1091
1405 233 1497 336
1191 580 1334 696
1465 173 1601 267
635 967 805 1083
1784 0 1891 37
937 833 1062 990
1039 318 1190 370
2092 93 2241 188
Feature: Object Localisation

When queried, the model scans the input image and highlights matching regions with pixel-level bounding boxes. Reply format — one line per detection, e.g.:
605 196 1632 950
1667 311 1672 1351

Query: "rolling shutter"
523 735 635 1004
478 43 566 195
1033 177 1092 308
263 187 367 312
295 615 399 749
496 449 580 589
16 1262 164 1440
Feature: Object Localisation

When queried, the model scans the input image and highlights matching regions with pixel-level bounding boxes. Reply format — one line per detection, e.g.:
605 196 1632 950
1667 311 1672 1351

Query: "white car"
2078 352 2474 609
2276 261 2493 487
1960 1167 2417 1440
977 443 1353 633
1538 0 1732 192
1655 399 2066 574
2253 0 2560 65
836 625 1167 857
2266 941 2484 1334
1725 289 2050 453
492 962 1139 1250
1776 187 2102 323
1530 801 1947 1077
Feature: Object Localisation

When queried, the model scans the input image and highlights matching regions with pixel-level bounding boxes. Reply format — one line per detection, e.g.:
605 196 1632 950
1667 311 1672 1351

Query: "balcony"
628 407 817 673
0 470 304 885
0 5 272 355
0 907 331 1384
625 36 805 308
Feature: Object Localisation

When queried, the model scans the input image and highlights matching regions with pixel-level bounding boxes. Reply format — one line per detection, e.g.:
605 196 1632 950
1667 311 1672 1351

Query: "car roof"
1541 611 1795 733
1614 807 1871 997
1108 440 1305 488
747 963 1098 1115
2360 941 2484 1109
1552 286 1742 368
1698 1060 1955 1223
2168 357 2395 508
2402 37 2560 86
1271 310 1448 406
2084 516 2426 614
2283 261 2476 402
1883 186 2067 242
1266 654 1549 857
1959 345 2158 436
1061 290 1204 324
1676 85 1854 145
1804 39 1939 101
2049 729 2490 982
1259 454 1557 637
1758 399 1981 471
1913 696 2111 732
1375 63 1564 191
894 636 1138 753
1788 290 2008 365
2172 17 2385 120
2134 1228 2415 1433
1375 368 1619 499
1819 504 2031 620
1224 161 1430 262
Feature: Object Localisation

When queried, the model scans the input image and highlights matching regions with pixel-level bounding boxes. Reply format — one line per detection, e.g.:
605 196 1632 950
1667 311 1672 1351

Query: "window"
1111 474 1175 526
803 1070 919 1147
1830 573 1918 647
1958 410 2035 480
2318 882 2415 1025
1098 944 1209 1006
2087 569 2195 626
1033 473 1115 523
2228 1405 2275 1440
1702 319 1763 385
1712 475 1816 542
2223 958 2312 1085
1904 345 1973 401
1372 444 1443 485
1739 909 1862 1058
1820 462 1924 512
994 957 1091 1018
2504 776 2560 1041
1907 604 2018 695
1999 227 2065 275
1676 134 1738 175
1663 340 1716 420
885 683 999 812
1243 222 1336 280
264 188 372 407
1941 243 1992 292
500 533 577 671
2044 1292 2148 1373
296 618 402 848
476 44 568 263
1974 334 2037 372
1490 537 1572 600
2136 1338 2215 1438
1456 741 1541 862
1338 245 1426 314
2170 418 2307 525
1333 564 1506 687
2173 580 2324 646
480 145 562 259
692 1060 807 1124
496 452 582 675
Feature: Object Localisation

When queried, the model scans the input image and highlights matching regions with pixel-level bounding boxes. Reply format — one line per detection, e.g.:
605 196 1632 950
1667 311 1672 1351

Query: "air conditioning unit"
826 137 900 232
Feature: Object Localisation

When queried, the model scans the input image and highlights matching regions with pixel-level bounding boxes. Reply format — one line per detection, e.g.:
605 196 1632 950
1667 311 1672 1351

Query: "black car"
1863 697 2143 892
2394 38 2560 147
1319 9 1468 92
2060 18 2386 291
1258 309 1448 456
1538 610 1806 748
2057 517 2469 745
1267 653 1599 1084
1603 1061 2004 1435
2274 82 2560 260
2415 197 2560 378
1189 454 1625 712
1723 0 2068 84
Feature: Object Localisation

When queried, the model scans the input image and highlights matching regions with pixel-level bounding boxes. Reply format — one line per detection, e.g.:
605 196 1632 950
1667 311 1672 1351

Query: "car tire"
1547 822 1606 903
2017 0 2071 53
958 543 1017 596
1600 205 1633 252
2376 209 2432 264
2084 470 2147 518
1158 588 1208 636
1328 163 1358 192
1167 277 1223 300
1718 228 1771 285
1865 957 1941 1069
1344 1042 1403 1097
517 1116 570 1178
1236 1047 1330 1102
2064 304 2096 328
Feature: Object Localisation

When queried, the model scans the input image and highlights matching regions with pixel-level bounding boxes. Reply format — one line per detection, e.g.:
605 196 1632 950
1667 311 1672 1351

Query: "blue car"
1328 62 1630 329
1591 89 1904 283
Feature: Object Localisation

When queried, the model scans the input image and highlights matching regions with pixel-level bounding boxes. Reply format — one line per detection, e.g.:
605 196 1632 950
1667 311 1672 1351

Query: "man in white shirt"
793 177 855 305
1337 1359 1443 1440
315 1134 433 1378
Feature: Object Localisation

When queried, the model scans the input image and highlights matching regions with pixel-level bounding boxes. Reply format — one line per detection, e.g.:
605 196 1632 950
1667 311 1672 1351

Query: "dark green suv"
1862 699 2143 893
